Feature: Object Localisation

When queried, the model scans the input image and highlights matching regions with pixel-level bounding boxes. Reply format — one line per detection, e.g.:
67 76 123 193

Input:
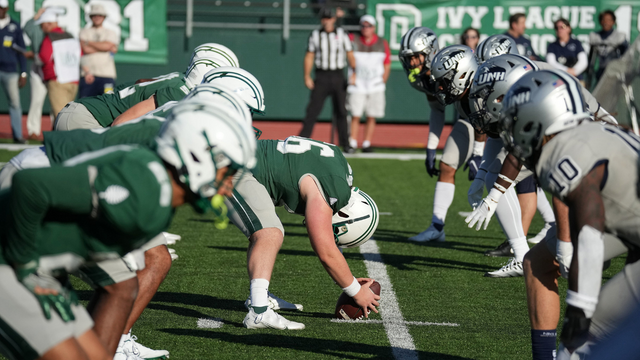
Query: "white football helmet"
190 43 240 68
184 59 223 89
468 54 538 134
185 83 252 126
398 27 439 94
499 69 590 169
475 34 519 64
332 188 379 248
156 100 257 209
201 67 266 115
430 45 478 105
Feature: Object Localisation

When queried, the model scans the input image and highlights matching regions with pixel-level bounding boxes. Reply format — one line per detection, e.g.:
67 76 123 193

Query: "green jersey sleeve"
44 118 164 164
253 137 353 215
1 147 173 266
154 86 190 107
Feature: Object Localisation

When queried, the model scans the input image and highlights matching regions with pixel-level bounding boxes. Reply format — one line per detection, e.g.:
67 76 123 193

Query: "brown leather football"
333 280 381 320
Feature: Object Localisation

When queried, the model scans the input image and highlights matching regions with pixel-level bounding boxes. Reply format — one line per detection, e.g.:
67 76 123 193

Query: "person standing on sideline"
588 10 628 85
547 19 588 81
300 7 355 152
0 0 27 143
347 15 390 153
23 7 47 139
37 8 81 118
461 27 480 51
79 3 118 98
504 13 540 61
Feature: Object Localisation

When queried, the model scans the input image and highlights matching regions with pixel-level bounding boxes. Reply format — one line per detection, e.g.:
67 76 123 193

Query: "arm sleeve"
155 87 189 106
107 28 120 46
5 166 93 265
307 31 316 52
343 29 353 52
546 52 568 71
427 98 445 150
383 39 391 65
480 137 505 172
573 51 588 77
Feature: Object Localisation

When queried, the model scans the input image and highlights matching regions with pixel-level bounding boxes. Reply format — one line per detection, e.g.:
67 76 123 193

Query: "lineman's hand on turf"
353 278 380 318
425 149 439 177
467 177 485 208
560 305 591 354
15 264 79 322
465 194 499 231
464 155 482 181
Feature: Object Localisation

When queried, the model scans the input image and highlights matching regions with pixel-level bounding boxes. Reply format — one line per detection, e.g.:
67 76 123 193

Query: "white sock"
536 187 556 224
362 140 371 148
250 278 270 308
486 172 529 261
431 182 455 225
349 137 358 148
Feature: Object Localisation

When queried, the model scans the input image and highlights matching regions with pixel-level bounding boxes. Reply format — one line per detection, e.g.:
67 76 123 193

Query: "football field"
0 150 626 360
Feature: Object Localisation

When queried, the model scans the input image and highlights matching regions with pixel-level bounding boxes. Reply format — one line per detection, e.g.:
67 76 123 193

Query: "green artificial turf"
0 156 626 360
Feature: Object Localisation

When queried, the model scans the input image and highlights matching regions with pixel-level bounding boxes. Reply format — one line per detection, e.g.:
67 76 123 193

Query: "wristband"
20 72 27 78
473 141 485 156
497 174 515 184
487 187 504 202
342 277 361 297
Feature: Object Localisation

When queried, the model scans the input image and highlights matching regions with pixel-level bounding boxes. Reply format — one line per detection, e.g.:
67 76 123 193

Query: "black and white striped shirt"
307 27 353 70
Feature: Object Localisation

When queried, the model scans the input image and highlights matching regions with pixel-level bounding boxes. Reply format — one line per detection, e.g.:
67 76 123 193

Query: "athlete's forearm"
112 97 156 126
427 102 445 150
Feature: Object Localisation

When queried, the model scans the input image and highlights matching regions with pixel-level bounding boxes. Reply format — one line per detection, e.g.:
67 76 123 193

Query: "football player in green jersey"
0 101 256 360
227 136 380 330
0 90 254 359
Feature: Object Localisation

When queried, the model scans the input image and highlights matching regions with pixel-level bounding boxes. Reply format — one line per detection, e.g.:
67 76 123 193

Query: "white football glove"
465 188 502 231
467 176 486 209
556 240 573 279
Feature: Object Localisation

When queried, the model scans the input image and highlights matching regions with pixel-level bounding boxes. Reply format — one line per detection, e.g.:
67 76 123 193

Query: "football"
333 280 381 320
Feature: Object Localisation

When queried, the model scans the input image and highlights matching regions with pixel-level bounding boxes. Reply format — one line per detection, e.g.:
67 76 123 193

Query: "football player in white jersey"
401 42 486 243
501 69 640 359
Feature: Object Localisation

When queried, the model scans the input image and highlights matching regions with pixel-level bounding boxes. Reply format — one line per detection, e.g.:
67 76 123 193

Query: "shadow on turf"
160 328 474 360
207 246 494 273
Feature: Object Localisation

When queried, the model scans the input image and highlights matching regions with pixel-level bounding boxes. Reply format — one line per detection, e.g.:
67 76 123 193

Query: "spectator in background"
547 18 587 82
461 27 480 51
22 7 47 139
37 8 81 118
347 15 390 153
300 7 355 152
588 10 628 85
79 3 118 98
0 0 27 143
505 13 540 60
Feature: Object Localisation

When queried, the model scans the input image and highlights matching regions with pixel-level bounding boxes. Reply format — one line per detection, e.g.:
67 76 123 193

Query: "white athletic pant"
27 66 48 136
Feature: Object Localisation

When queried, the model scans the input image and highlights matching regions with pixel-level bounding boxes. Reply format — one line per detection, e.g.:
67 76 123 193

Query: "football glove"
560 305 591 354
425 149 439 177
464 155 482 181
15 263 78 322
467 177 485 209
465 189 500 231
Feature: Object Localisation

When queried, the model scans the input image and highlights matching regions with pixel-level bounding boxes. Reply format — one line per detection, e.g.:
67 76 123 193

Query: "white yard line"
331 319 459 326
197 318 224 329
0 144 39 151
360 239 419 360
343 153 441 161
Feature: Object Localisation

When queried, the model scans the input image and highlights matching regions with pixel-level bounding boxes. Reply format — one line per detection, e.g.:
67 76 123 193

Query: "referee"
300 7 355 152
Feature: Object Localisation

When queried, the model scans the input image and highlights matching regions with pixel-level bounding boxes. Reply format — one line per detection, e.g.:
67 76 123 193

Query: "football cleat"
484 240 514 257
167 248 178 261
484 257 524 278
244 292 303 311
243 308 305 330
163 232 182 245
528 222 557 244
116 332 169 360
408 224 445 242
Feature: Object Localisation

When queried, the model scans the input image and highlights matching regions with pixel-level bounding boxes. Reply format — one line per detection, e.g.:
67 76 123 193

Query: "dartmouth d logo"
443 51 465 70
476 66 506 85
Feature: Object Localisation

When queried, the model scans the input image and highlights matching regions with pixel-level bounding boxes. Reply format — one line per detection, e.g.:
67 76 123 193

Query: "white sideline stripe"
331 319 459 326
360 239 418 360
343 153 441 161
197 317 224 329
0 144 39 151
